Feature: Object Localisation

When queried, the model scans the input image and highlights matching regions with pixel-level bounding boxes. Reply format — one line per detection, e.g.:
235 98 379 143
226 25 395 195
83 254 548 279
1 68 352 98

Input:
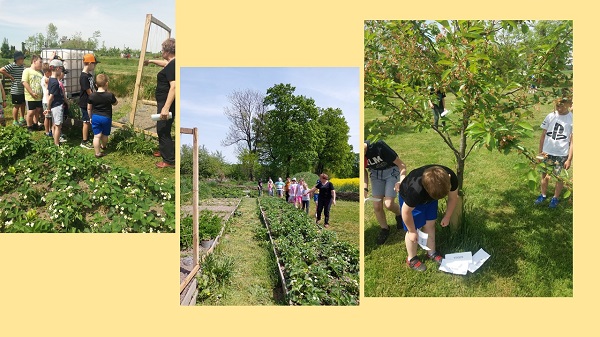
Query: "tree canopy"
364 20 573 192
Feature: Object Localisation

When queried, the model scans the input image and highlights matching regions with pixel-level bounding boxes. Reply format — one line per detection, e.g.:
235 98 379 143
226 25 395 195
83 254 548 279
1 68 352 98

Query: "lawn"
364 95 573 297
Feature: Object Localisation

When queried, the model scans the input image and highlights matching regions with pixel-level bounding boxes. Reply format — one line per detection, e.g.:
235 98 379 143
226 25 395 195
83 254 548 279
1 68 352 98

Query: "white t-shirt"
541 111 573 156
41 75 50 105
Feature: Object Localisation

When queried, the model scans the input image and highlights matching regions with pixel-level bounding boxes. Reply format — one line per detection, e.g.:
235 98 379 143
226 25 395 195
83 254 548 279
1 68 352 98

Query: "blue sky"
0 0 174 50
180 67 360 164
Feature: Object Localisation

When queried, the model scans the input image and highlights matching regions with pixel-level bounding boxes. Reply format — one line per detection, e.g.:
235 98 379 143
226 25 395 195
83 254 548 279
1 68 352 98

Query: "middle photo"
179 67 360 306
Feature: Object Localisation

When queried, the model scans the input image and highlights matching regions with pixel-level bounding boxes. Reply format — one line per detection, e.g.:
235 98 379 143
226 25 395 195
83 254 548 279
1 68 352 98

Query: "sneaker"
407 256 427 271
46 132 53 137
549 197 560 208
80 141 93 149
427 251 443 264
376 228 390 245
534 195 547 205
19 118 26 126
13 121 20 126
59 135 67 143
395 214 404 231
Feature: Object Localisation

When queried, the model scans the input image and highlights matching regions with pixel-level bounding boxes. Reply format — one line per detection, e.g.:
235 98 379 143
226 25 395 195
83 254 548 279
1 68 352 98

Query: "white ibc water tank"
41 49 94 98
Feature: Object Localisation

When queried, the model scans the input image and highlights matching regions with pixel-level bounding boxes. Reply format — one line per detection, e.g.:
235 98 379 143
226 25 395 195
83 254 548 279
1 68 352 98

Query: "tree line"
1 23 139 59
181 83 358 182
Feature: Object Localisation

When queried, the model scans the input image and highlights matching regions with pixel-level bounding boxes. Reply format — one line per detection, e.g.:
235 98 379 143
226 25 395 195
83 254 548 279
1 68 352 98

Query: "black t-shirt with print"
430 89 446 112
365 140 399 170
399 165 458 207
316 181 335 201
79 72 95 108
88 91 117 119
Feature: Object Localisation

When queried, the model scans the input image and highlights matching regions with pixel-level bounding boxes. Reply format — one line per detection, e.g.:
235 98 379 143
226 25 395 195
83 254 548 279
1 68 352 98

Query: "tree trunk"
450 115 468 230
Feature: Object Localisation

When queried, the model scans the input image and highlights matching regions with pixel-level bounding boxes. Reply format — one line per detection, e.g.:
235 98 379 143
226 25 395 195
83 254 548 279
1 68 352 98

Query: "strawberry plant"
258 198 359 305
0 136 175 233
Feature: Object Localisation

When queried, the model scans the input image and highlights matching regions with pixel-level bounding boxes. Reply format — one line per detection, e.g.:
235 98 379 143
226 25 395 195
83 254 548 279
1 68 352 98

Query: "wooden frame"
180 127 199 292
126 14 172 137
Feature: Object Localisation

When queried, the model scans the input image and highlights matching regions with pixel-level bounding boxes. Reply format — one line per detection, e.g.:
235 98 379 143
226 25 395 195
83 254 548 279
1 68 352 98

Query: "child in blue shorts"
398 165 459 271
87 74 117 158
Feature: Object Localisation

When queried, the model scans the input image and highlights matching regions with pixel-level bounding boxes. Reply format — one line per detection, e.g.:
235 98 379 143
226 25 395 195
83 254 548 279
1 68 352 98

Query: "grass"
364 95 573 297
198 198 282 305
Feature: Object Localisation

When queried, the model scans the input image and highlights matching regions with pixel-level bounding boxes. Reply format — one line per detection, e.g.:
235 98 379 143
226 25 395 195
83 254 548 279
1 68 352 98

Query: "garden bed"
257 198 359 305
179 198 242 305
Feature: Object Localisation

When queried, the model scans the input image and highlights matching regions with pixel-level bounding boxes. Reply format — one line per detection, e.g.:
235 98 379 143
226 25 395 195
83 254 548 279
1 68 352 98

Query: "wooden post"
192 128 199 267
130 14 153 126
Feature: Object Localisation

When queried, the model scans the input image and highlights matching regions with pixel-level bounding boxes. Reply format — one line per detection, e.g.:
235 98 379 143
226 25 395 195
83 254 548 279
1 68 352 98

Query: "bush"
292 172 319 186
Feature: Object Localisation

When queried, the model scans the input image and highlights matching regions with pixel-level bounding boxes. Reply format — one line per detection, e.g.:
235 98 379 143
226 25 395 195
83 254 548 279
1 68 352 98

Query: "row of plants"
0 126 175 233
180 210 223 250
258 197 359 305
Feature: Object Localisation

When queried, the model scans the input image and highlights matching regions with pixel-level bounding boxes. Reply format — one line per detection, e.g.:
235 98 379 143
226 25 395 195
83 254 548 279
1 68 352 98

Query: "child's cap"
13 51 25 61
83 54 100 63
49 59 64 70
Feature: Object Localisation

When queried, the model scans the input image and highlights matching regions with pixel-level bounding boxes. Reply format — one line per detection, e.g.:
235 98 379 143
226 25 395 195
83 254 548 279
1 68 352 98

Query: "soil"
113 97 158 134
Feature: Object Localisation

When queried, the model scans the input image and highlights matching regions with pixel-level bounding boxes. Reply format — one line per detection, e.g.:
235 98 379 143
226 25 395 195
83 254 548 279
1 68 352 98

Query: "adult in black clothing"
428 87 446 128
364 140 407 244
145 38 176 168
304 173 336 228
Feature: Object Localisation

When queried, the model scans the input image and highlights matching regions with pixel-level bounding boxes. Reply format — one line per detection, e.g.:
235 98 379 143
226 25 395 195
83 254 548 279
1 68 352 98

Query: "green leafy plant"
198 210 222 241
258 198 359 305
109 124 156 155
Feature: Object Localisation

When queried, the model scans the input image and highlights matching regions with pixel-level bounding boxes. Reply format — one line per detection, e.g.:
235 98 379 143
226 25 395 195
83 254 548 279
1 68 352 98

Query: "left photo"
0 4 176 233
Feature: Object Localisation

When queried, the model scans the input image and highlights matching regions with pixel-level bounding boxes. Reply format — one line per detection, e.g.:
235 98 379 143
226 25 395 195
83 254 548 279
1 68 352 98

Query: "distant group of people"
0 37 175 168
365 92 573 272
258 174 336 228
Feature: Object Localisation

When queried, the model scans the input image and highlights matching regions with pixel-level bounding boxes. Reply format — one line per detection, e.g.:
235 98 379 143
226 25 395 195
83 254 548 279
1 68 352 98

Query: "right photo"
363 20 573 296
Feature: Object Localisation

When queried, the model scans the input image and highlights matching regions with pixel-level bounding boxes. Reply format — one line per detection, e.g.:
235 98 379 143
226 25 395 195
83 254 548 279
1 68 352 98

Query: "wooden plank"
180 263 200 293
192 128 199 267
150 15 172 34
140 99 157 106
130 14 153 126
180 278 197 306
180 127 194 134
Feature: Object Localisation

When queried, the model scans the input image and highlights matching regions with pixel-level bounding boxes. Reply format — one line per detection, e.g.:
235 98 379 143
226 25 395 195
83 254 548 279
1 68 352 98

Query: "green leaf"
517 121 534 131
441 69 452 81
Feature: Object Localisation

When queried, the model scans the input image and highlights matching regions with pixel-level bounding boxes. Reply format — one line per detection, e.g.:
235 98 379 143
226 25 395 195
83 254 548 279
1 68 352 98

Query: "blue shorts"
314 194 319 202
91 115 112 136
398 195 438 231
80 106 90 123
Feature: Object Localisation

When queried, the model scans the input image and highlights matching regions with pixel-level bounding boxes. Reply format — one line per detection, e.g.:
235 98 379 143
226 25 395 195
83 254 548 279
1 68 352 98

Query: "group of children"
365 94 573 272
0 51 116 158
262 175 336 228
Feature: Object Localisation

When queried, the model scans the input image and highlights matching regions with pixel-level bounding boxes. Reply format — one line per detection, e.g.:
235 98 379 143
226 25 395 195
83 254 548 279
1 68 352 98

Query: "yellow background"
1 0 594 336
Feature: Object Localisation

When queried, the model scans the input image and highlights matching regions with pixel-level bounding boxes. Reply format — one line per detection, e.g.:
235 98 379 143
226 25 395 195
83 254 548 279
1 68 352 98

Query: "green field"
364 95 573 297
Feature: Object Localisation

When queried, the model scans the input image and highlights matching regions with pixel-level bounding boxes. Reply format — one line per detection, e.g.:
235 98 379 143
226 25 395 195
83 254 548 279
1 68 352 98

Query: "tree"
314 107 353 177
262 83 321 177
364 20 572 226
1 38 11 58
46 23 59 47
24 33 45 54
